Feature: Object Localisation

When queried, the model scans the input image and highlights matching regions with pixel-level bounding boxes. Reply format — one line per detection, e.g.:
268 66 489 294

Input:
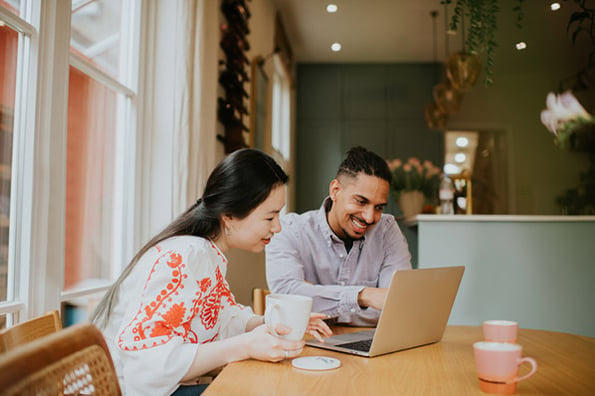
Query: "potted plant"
386 158 442 218
441 0 526 86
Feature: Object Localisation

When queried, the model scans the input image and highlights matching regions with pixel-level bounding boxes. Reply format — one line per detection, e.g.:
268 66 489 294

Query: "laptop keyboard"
336 338 373 352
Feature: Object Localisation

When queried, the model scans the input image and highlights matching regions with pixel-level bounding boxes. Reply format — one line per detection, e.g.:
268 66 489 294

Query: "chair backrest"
0 322 122 395
252 287 270 315
0 310 62 353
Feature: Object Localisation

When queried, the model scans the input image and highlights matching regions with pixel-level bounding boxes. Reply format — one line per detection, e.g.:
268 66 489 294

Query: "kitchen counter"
410 214 595 337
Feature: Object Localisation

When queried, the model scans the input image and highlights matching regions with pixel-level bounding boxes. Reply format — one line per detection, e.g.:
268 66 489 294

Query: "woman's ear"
221 214 233 229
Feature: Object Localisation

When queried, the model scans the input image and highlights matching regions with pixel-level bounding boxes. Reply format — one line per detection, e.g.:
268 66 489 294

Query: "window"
270 54 293 212
0 0 34 328
0 18 17 322
271 54 291 161
64 0 139 298
0 0 140 328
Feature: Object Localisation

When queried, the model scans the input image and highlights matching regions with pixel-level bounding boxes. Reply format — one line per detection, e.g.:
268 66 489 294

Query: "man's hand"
357 287 388 310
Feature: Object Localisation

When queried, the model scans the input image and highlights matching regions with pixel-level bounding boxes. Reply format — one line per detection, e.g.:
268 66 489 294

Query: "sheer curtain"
171 0 219 215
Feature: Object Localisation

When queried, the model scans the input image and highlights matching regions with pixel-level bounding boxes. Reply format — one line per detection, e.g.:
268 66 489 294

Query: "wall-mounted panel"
297 65 342 119
342 65 387 120
342 120 388 158
295 63 442 214
296 119 342 211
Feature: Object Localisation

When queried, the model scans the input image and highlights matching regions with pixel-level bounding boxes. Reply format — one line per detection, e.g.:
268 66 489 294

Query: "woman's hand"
306 312 333 342
244 324 305 362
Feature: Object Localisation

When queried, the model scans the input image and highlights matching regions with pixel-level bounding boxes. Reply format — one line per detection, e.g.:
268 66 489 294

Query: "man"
266 146 412 326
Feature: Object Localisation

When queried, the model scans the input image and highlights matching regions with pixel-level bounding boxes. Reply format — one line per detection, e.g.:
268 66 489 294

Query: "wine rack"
218 0 251 153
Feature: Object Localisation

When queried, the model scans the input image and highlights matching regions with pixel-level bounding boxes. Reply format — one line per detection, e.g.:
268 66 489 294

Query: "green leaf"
566 11 589 32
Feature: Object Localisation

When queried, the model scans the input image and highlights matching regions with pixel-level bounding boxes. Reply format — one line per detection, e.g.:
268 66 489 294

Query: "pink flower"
408 157 421 166
387 159 402 171
540 91 592 135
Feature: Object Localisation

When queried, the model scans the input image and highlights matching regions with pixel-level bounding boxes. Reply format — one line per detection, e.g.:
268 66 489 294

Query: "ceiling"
268 0 584 68
270 0 471 63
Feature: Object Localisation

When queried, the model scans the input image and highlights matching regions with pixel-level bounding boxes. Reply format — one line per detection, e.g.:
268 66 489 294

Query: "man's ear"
329 179 341 201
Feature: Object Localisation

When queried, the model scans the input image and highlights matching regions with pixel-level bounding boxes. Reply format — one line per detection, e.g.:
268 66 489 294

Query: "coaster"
291 356 341 371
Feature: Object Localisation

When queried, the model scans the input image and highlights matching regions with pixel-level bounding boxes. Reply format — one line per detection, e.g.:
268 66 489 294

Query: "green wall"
296 63 443 213
292 3 592 216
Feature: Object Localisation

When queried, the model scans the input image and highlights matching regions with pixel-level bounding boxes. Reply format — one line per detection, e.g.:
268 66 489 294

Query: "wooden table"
203 326 595 395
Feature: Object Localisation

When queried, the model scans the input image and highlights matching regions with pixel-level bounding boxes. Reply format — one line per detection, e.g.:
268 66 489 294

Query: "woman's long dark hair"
91 149 288 328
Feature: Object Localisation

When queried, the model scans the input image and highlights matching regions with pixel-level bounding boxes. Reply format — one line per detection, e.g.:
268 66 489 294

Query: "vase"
398 191 425 219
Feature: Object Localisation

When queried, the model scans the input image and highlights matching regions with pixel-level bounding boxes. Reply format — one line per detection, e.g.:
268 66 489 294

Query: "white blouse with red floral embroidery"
101 235 255 395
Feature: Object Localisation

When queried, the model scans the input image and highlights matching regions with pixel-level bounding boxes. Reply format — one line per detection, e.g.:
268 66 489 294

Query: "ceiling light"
550 2 561 11
326 4 338 13
455 137 469 147
516 41 527 50
331 42 342 52
454 153 466 163
444 164 460 174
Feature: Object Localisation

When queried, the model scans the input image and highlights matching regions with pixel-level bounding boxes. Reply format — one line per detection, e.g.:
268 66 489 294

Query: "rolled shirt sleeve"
266 199 412 326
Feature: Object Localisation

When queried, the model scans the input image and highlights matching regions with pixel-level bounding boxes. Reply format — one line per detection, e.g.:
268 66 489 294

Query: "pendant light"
446 14 482 91
425 10 449 130
425 102 448 129
434 4 463 114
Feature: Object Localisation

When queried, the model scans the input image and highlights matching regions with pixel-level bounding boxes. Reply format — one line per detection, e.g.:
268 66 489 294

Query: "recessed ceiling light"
454 153 466 163
515 41 527 50
326 4 338 13
550 2 561 11
455 137 469 147
331 42 342 52
444 164 460 174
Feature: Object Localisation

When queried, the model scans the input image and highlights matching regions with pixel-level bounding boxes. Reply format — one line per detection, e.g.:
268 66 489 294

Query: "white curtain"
172 0 219 215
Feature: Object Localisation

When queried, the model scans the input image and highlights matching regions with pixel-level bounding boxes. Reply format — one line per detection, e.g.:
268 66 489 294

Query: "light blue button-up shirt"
265 198 412 326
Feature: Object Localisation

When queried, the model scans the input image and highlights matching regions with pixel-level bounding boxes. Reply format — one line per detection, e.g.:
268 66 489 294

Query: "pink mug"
483 320 518 343
473 341 538 394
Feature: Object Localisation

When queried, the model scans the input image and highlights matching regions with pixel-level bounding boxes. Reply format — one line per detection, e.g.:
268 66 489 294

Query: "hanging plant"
565 0 595 68
441 0 526 86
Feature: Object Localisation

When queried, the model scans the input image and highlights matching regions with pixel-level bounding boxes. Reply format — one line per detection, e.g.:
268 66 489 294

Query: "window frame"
0 0 141 324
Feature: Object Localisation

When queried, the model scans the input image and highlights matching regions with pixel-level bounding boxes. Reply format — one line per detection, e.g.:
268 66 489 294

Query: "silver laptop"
306 266 465 357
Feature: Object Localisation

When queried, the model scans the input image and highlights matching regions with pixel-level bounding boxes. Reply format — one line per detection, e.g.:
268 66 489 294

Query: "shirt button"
350 308 356 313
339 254 344 258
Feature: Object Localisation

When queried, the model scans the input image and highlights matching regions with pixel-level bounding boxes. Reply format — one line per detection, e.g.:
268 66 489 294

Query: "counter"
412 215 595 337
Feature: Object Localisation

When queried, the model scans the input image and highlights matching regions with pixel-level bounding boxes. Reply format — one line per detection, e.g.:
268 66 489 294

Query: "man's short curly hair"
336 146 392 184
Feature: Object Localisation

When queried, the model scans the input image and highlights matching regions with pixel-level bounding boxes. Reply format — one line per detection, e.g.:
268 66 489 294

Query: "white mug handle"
264 303 281 336
511 357 538 383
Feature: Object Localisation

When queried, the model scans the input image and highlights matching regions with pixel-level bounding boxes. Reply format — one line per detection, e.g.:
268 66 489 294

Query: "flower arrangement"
386 157 442 201
540 91 595 152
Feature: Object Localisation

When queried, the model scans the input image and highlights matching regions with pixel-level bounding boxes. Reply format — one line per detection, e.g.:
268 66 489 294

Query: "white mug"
264 294 312 341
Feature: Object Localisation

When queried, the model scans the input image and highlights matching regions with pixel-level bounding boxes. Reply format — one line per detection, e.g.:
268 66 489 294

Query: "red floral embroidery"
199 277 211 292
118 242 235 352
119 249 198 350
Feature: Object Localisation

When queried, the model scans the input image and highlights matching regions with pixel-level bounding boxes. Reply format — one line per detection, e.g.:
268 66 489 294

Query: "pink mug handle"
510 357 538 383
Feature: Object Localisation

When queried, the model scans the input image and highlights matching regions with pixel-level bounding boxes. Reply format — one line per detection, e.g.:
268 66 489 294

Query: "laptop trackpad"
316 329 376 346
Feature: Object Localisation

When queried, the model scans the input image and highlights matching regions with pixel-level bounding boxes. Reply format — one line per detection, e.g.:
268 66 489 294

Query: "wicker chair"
0 310 62 353
0 323 121 395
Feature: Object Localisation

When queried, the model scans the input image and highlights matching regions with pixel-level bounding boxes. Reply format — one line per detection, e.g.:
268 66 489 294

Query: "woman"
91 149 332 395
